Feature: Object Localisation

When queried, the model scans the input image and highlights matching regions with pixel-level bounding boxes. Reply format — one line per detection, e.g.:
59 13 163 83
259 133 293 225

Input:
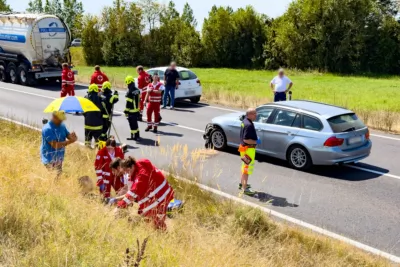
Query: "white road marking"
347 165 400 180
370 133 400 141
0 86 56 100
3 113 399 264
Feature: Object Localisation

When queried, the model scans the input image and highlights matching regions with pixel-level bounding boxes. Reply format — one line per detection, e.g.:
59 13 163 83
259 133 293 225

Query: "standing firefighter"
84 84 104 148
144 73 163 133
61 63 75 97
100 81 119 141
124 76 141 141
90 65 109 92
136 66 150 121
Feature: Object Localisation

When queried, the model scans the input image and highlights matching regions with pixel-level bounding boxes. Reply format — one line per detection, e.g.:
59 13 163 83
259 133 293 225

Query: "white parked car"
136 66 202 104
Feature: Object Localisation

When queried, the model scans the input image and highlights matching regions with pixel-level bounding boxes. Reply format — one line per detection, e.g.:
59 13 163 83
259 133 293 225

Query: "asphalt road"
1 82 400 258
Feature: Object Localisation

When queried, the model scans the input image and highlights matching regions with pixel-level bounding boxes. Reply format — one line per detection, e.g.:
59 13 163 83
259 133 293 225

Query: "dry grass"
0 119 391 266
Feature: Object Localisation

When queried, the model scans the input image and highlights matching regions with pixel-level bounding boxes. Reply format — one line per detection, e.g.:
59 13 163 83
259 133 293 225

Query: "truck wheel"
6 63 18 84
17 63 31 85
0 62 6 82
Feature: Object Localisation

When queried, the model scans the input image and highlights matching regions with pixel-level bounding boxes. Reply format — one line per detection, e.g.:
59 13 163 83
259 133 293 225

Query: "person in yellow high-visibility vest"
238 108 260 196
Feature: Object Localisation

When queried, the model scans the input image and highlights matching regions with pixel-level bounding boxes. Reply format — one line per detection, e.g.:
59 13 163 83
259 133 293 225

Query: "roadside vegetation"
0 119 390 266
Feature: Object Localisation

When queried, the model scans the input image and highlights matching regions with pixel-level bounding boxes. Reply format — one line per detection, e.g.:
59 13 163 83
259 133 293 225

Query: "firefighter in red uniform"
61 63 75 97
109 156 174 230
136 66 150 121
95 138 125 199
144 73 163 133
90 65 109 92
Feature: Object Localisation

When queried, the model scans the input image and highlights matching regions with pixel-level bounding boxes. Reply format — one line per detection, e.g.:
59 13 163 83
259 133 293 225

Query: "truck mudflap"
34 70 78 79
203 123 214 148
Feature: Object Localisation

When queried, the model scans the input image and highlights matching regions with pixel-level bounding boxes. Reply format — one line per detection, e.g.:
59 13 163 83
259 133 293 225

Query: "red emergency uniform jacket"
137 71 150 90
61 68 75 96
90 71 109 90
147 82 163 103
95 147 124 187
118 159 174 215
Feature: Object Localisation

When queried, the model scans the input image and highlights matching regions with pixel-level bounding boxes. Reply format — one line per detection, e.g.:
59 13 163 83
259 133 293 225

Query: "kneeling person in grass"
109 156 174 230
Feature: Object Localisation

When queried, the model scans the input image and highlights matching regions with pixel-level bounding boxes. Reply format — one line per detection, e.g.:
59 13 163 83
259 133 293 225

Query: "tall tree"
44 0 51 13
81 15 103 65
138 0 163 31
27 0 43 13
49 0 63 17
62 0 84 38
181 2 197 28
0 0 10 11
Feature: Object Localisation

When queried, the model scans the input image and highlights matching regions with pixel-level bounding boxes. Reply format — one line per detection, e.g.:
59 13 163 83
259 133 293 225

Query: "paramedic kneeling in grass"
41 111 77 173
108 156 174 230
238 108 260 196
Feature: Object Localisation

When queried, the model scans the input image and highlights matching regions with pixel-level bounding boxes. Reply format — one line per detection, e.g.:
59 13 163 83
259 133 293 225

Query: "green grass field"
71 48 400 132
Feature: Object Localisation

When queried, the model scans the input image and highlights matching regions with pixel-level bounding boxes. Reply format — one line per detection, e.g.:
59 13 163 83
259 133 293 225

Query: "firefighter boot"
127 134 135 141
133 132 141 141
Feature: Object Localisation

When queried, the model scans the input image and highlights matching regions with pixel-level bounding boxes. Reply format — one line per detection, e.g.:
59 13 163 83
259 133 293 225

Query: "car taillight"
365 129 370 140
197 79 201 85
324 136 344 147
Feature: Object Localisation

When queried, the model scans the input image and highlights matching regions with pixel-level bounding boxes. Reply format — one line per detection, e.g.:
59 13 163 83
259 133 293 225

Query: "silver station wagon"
203 100 372 170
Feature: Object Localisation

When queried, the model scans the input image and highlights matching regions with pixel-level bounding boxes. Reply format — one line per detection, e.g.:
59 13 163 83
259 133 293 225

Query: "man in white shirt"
270 68 293 102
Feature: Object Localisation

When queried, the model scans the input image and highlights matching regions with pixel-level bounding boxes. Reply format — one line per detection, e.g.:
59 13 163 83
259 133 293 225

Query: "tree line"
3 0 400 74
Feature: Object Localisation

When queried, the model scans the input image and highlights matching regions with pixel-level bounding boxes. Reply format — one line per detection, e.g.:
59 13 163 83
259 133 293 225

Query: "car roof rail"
262 103 321 115
294 100 349 111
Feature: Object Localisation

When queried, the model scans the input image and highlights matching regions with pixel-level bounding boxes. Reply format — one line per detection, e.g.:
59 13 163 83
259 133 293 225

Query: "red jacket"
147 82 163 103
61 68 75 89
118 159 174 215
91 71 109 90
137 71 150 90
95 147 124 186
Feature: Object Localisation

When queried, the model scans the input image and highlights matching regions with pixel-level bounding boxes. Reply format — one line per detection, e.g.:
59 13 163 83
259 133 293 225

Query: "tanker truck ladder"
33 26 43 61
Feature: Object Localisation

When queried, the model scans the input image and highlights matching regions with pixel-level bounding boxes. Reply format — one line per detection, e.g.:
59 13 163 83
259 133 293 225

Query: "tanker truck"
0 13 77 86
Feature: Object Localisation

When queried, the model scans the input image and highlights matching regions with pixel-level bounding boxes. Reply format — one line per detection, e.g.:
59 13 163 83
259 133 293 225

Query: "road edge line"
1 116 399 264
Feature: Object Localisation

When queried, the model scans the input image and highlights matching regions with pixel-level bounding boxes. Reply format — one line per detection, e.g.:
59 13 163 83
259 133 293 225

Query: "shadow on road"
251 192 299 208
33 83 88 92
155 131 183 137
221 146 386 181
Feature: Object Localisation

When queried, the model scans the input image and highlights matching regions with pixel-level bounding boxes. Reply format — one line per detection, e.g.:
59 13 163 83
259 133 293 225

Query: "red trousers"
61 86 75 97
139 91 146 113
147 102 161 127
100 175 125 198
143 200 170 230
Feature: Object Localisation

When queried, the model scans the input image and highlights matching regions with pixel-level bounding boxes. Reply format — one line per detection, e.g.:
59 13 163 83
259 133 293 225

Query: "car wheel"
190 96 201 103
6 63 18 84
287 145 313 170
210 128 227 150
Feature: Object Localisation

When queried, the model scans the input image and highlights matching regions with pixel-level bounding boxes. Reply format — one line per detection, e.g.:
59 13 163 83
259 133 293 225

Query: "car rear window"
179 70 197 80
327 113 366 133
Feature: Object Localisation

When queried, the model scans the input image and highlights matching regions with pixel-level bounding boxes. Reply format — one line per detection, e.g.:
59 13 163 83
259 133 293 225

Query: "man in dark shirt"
163 62 180 110
238 108 260 196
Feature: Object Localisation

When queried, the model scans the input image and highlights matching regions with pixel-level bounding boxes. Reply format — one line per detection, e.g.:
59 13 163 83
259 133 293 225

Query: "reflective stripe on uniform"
130 129 139 134
138 180 167 205
103 172 111 176
127 191 137 198
110 95 118 103
84 125 103 130
123 197 132 205
126 108 139 113
103 114 109 118
97 176 102 180
141 187 171 214
126 98 133 102
103 180 110 184
96 170 102 174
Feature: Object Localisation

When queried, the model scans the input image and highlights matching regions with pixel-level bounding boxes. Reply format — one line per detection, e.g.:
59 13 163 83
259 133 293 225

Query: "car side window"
147 70 157 76
272 109 297 127
292 114 301 128
303 115 323 131
159 71 165 80
255 108 274 124
180 71 191 80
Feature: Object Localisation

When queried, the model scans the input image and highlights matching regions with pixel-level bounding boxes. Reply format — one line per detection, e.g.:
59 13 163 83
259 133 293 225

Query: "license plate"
348 136 363 145
185 90 195 96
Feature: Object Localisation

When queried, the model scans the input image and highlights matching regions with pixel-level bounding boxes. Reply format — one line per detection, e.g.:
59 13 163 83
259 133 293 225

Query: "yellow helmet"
97 140 106 150
125 76 134 85
88 84 99 93
102 81 112 91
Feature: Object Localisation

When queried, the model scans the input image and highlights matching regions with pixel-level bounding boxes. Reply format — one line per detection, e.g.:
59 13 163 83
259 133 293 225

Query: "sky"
10 0 292 29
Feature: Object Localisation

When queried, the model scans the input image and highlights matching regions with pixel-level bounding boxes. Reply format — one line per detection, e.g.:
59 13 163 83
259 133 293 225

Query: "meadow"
0 119 390 266
71 48 400 132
